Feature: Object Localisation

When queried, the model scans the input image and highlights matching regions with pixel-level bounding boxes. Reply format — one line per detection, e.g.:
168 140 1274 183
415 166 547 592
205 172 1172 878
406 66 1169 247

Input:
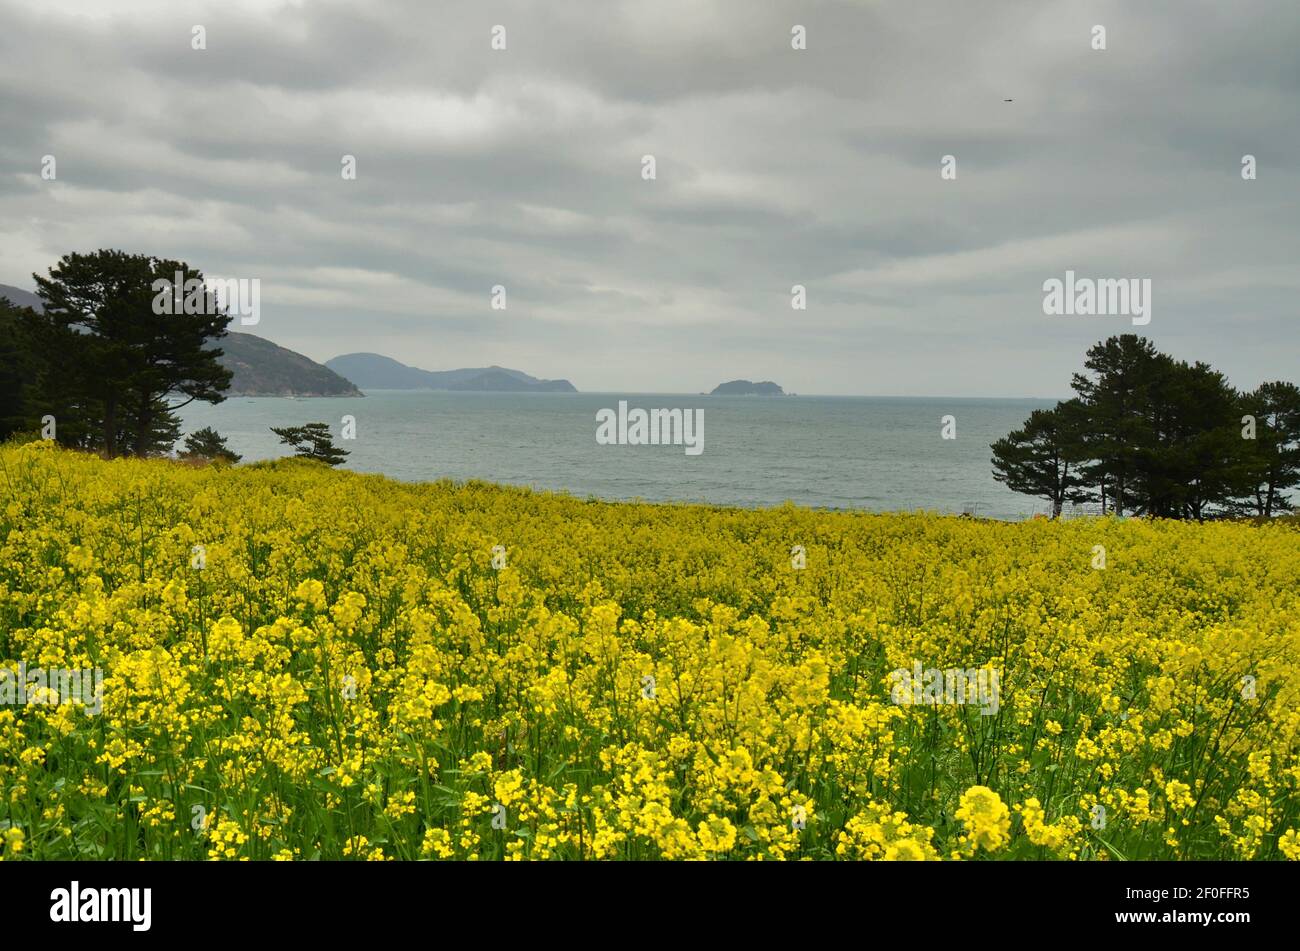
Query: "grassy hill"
215 332 363 397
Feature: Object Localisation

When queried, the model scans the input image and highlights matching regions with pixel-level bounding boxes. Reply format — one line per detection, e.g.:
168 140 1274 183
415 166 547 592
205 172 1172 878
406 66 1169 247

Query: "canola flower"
0 440 1297 860
956 786 1011 855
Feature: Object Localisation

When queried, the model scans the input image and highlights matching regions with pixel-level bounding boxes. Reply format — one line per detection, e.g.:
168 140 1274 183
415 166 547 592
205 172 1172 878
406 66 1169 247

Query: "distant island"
326 353 577 393
709 380 786 396
2 283 359 399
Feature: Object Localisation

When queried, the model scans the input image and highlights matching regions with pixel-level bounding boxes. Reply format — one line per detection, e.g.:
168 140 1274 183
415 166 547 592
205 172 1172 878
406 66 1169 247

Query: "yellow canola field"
1 441 1297 860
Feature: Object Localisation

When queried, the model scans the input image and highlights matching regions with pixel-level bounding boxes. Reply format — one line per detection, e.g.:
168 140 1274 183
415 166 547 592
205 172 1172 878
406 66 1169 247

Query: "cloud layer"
2 0 1296 395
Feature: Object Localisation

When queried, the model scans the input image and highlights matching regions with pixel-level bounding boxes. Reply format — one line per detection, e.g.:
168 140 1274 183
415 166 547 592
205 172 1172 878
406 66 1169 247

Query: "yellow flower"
1279 829 1300 861
884 839 930 861
294 578 327 610
0 826 25 858
1164 780 1195 811
3 442 1296 862
697 815 737 855
957 786 1011 853
493 770 525 808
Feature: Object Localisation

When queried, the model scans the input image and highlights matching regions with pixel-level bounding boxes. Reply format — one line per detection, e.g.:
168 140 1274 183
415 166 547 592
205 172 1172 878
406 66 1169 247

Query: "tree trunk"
103 395 117 457
134 392 152 457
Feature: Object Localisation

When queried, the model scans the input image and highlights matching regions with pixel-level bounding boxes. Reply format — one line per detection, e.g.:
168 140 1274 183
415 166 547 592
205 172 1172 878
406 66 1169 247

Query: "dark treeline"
5 248 343 467
2 249 232 455
992 335 1300 520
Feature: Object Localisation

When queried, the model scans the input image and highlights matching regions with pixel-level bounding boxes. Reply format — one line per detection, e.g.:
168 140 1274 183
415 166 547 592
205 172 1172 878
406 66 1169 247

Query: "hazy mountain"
0 284 43 311
327 352 577 392
215 333 362 397
710 380 786 396
325 353 440 388
444 368 577 392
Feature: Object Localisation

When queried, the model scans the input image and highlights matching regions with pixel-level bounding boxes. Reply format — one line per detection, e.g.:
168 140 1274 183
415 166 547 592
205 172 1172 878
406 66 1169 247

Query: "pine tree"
271 423 349 466
181 426 242 463
1239 382 1300 516
30 250 233 456
991 403 1088 517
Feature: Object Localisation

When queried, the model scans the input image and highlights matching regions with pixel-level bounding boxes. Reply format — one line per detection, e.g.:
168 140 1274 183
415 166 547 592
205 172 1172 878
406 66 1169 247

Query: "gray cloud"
1 0 1296 395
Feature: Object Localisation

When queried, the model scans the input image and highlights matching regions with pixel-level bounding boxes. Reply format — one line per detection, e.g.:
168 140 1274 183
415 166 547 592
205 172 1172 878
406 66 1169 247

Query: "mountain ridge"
326 352 577 393
215 333 362 397
0 283 44 311
1 283 359 398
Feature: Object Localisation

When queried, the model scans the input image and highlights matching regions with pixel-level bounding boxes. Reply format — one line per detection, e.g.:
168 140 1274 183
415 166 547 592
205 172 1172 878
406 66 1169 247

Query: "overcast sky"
1 0 1296 396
